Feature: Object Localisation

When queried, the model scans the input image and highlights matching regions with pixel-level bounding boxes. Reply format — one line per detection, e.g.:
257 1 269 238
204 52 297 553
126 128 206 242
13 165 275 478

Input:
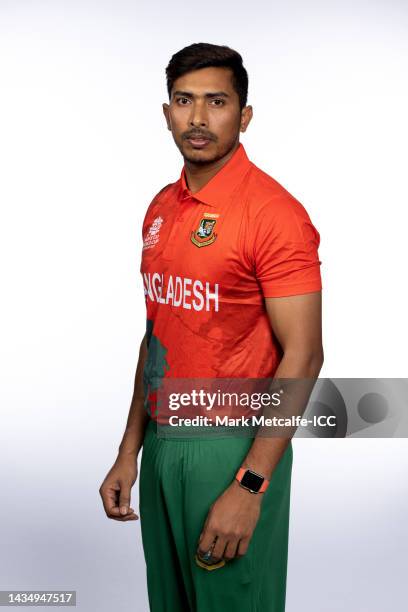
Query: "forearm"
117 334 149 459
240 351 324 480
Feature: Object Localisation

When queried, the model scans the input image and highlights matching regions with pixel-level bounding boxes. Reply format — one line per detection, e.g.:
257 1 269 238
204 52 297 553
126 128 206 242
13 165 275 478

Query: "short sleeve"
248 195 322 298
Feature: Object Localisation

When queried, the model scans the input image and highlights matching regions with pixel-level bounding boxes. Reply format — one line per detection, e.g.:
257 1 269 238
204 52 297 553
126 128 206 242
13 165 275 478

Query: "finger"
102 488 134 518
197 530 218 558
108 505 138 518
111 511 139 521
119 486 132 516
223 539 239 560
99 482 121 516
211 536 228 561
237 538 249 557
115 507 138 518
107 505 138 521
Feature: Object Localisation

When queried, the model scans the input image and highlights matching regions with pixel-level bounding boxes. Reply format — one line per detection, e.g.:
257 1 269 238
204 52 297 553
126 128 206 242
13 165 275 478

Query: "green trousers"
139 419 293 612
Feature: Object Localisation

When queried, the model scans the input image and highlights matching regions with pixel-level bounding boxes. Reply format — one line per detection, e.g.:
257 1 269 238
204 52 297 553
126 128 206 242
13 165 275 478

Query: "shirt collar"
178 142 252 207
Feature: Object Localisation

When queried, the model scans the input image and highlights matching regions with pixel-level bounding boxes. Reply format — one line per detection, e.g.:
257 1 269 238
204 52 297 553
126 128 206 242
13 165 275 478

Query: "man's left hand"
197 479 262 562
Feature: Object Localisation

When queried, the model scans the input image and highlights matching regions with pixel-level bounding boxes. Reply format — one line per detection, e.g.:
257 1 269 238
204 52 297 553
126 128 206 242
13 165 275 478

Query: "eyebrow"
172 90 230 99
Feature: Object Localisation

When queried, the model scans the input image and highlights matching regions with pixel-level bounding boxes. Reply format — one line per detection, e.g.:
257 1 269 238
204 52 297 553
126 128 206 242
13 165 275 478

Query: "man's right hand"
99 455 139 521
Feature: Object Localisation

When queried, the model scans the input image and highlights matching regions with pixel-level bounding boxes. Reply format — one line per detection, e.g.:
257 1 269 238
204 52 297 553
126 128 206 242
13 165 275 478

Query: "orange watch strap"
259 478 269 493
236 467 246 481
235 467 270 493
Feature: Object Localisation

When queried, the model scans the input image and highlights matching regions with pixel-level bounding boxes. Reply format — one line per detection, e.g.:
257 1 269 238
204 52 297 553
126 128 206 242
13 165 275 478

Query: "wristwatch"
235 467 270 494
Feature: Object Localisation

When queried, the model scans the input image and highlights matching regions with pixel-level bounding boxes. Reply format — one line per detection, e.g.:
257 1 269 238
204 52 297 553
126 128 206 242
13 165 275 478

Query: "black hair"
165 42 248 110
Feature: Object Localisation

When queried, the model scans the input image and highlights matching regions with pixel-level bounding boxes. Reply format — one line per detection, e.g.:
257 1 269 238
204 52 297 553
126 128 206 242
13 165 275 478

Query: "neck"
184 141 240 194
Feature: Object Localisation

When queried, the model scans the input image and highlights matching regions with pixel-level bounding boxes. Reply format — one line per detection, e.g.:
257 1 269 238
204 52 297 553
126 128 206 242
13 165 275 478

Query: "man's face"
163 66 252 164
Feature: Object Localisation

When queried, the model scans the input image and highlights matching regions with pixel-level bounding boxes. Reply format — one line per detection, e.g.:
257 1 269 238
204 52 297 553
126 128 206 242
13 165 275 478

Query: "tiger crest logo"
190 218 217 248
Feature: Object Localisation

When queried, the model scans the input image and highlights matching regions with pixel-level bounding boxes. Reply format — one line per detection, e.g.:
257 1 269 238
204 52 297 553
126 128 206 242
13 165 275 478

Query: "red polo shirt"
140 143 322 420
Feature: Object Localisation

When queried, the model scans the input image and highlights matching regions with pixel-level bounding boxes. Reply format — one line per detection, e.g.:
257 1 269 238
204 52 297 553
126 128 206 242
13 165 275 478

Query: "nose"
189 100 208 128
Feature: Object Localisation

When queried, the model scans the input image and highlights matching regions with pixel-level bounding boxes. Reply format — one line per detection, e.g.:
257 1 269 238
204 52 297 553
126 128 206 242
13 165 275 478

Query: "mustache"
183 131 216 141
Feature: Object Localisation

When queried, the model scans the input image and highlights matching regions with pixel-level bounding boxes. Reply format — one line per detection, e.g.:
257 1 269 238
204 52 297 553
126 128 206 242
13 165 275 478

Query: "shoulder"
245 162 312 224
149 181 177 208
142 180 178 228
242 162 320 246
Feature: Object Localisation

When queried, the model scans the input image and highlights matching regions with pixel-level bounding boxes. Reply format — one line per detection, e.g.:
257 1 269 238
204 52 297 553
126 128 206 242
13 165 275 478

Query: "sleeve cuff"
261 278 322 298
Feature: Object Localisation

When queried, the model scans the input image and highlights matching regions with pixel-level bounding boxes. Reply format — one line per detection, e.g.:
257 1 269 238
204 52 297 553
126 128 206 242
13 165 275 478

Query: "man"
99 42 323 611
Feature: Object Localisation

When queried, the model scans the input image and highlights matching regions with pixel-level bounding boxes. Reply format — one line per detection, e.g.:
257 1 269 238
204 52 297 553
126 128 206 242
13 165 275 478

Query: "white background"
0 1 407 610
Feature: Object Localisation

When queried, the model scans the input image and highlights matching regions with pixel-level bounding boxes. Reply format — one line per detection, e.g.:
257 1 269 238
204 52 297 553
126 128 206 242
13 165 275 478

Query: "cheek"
170 107 189 129
211 111 240 135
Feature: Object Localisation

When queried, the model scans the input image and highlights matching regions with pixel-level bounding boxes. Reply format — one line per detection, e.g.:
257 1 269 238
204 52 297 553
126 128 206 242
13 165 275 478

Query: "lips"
187 137 211 148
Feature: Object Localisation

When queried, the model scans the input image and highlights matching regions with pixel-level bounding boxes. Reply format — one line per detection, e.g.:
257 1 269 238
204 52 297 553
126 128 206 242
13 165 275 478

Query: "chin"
181 144 220 164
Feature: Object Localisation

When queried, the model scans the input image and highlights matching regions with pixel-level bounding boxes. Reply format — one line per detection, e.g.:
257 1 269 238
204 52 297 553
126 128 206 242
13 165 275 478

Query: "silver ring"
199 537 218 561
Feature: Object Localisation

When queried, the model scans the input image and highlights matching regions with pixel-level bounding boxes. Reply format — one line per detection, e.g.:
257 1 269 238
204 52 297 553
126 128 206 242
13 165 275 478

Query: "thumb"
119 487 131 515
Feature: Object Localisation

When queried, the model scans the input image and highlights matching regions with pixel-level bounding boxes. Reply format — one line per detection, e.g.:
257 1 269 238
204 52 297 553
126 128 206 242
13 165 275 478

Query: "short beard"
179 138 238 166
181 151 223 165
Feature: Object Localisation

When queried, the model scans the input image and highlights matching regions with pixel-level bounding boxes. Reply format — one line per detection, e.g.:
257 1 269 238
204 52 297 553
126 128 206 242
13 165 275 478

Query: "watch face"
240 470 264 492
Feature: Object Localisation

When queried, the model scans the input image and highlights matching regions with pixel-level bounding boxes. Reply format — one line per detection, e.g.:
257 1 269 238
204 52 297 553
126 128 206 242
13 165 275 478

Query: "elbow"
314 349 324 375
308 347 324 376
283 346 324 377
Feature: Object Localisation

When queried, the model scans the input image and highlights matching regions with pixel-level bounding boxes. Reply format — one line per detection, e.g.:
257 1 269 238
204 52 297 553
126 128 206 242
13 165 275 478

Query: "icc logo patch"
190 217 217 248
143 216 163 251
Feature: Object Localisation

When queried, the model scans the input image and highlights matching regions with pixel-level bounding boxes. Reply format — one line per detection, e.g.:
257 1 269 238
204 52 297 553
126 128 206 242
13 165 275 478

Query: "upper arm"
265 291 323 359
246 193 323 358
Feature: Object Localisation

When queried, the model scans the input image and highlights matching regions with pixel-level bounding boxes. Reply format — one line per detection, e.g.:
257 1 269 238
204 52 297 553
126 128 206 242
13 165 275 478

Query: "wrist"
231 478 263 501
235 466 270 494
117 439 141 460
241 460 272 481
117 448 139 461
118 425 144 458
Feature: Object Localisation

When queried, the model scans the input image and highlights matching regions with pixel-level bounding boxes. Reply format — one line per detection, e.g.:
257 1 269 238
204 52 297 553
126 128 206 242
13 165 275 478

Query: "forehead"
172 66 236 95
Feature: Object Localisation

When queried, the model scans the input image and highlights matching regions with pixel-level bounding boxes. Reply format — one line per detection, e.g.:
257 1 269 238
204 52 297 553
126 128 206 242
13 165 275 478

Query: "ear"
240 105 253 133
162 103 171 131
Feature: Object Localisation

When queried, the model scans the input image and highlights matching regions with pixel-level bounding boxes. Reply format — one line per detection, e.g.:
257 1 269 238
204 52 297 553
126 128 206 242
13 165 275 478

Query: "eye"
211 99 225 106
176 97 191 105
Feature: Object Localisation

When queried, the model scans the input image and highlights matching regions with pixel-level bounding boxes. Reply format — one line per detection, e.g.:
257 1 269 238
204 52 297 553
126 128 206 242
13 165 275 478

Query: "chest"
140 197 250 287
